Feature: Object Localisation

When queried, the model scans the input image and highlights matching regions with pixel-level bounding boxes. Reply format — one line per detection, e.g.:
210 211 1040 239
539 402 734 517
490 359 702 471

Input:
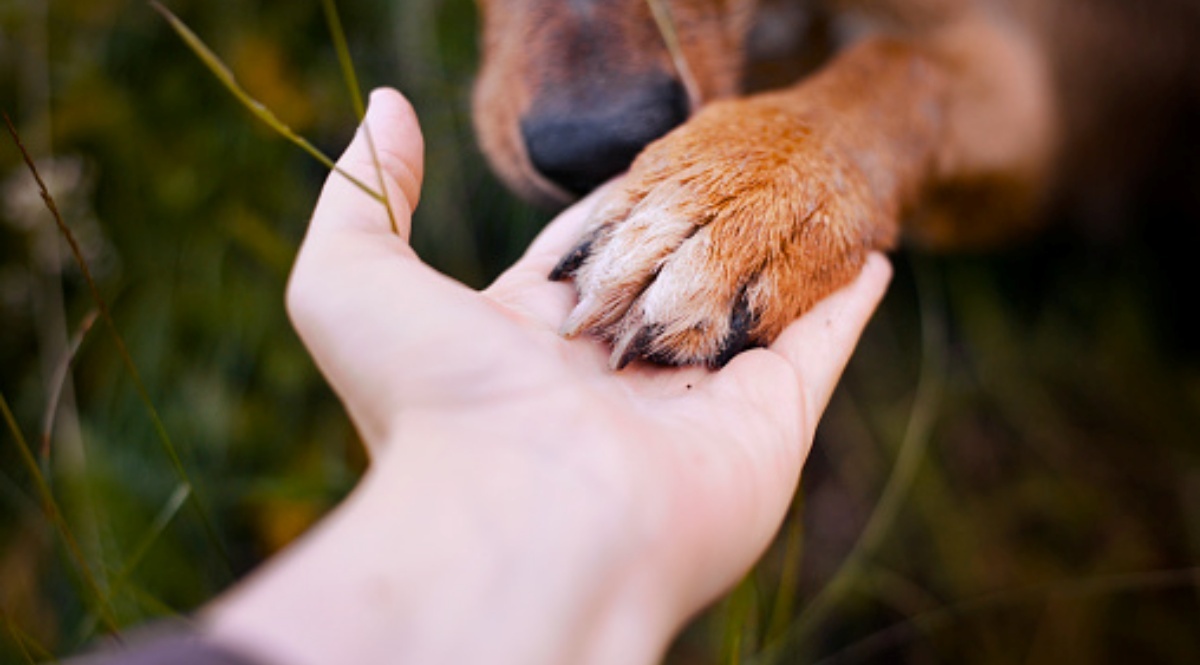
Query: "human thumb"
308 87 425 240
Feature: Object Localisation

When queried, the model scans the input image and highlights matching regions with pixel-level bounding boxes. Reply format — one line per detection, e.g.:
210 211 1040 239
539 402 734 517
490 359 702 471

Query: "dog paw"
551 98 895 368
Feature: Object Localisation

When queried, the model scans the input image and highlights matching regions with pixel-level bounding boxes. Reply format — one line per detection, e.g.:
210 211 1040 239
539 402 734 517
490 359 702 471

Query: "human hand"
210 88 891 665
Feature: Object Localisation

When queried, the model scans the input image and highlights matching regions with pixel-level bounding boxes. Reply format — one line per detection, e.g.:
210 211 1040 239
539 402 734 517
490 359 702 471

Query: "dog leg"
553 21 1054 368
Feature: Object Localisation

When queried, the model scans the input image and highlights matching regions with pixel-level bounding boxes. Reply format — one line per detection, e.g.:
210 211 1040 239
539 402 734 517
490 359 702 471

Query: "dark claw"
549 236 595 281
642 346 683 367
612 325 661 370
712 291 760 368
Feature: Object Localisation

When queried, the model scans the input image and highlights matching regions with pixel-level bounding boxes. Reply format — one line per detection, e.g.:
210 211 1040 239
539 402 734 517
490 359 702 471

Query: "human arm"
188 88 891 665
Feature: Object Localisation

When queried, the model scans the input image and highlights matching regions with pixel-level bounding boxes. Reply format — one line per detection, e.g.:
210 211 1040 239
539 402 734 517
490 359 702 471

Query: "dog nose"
520 77 689 196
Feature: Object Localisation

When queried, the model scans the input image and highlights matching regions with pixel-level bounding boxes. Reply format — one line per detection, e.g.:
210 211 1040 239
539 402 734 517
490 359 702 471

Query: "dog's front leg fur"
552 17 1055 368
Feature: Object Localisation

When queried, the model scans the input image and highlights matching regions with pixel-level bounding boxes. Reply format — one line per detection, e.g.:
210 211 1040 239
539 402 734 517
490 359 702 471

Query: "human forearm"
202 426 675 665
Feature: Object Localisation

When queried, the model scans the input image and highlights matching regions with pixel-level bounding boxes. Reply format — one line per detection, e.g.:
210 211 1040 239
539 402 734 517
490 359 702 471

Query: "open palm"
285 89 891 627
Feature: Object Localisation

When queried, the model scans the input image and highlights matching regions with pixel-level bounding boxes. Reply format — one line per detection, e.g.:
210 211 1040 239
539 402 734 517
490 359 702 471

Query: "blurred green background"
1 1 1197 663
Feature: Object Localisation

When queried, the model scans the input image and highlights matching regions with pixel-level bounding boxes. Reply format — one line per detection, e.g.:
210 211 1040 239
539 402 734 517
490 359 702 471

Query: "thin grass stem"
814 566 1200 665
113 483 192 589
765 497 806 643
0 393 120 635
3 110 230 572
127 585 188 621
40 309 98 463
150 1 384 207
721 573 760 665
76 484 192 642
2 609 55 664
321 0 366 121
645 0 703 109
754 260 948 664
320 0 400 235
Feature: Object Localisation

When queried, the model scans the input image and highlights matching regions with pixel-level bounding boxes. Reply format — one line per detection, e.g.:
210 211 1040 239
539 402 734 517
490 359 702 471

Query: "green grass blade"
720 573 761 665
3 110 231 571
321 0 366 120
151 1 385 207
813 566 1200 665
3 609 56 664
113 483 192 591
0 392 120 635
40 308 98 465
755 260 948 664
320 0 400 235
127 585 188 621
764 498 806 643
77 483 192 642
646 0 702 108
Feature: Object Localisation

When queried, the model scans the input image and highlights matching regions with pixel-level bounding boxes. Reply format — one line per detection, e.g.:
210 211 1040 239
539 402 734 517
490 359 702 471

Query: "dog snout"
520 76 689 197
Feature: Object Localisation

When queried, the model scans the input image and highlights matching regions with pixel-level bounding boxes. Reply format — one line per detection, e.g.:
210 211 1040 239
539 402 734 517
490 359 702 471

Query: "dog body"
472 0 1200 367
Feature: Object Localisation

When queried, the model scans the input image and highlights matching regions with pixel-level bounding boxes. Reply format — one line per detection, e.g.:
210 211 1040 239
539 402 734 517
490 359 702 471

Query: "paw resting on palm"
550 99 892 368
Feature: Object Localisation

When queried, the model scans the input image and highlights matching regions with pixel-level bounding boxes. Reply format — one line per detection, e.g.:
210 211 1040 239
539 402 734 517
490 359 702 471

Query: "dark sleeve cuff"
66 623 269 665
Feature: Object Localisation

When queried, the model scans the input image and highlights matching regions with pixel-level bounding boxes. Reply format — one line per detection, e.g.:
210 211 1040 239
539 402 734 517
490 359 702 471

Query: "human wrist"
204 418 678 665
373 415 682 664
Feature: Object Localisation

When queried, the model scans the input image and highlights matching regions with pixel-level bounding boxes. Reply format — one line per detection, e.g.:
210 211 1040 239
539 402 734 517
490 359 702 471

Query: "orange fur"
472 0 1199 367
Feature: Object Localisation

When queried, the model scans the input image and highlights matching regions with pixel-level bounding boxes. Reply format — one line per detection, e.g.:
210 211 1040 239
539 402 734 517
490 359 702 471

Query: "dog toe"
549 98 892 368
549 232 598 281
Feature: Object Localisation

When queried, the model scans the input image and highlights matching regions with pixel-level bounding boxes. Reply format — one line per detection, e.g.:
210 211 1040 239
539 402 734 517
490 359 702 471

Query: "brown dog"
472 0 1200 368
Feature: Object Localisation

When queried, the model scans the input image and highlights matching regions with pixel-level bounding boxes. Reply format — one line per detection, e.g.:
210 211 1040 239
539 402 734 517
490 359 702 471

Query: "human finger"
286 89 481 446
672 253 890 594
694 253 890 478
289 87 437 337
768 252 893 425
308 87 424 240
695 253 892 425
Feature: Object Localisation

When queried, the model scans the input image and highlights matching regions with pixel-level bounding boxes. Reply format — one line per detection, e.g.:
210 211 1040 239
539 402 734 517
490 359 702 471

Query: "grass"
2 1 1199 663
4 109 227 579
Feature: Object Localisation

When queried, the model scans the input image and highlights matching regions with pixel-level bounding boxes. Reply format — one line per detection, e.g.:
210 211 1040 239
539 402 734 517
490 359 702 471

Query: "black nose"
520 76 689 197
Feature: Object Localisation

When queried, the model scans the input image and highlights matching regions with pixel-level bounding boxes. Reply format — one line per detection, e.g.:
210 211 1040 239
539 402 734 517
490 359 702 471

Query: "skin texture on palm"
201 89 890 665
